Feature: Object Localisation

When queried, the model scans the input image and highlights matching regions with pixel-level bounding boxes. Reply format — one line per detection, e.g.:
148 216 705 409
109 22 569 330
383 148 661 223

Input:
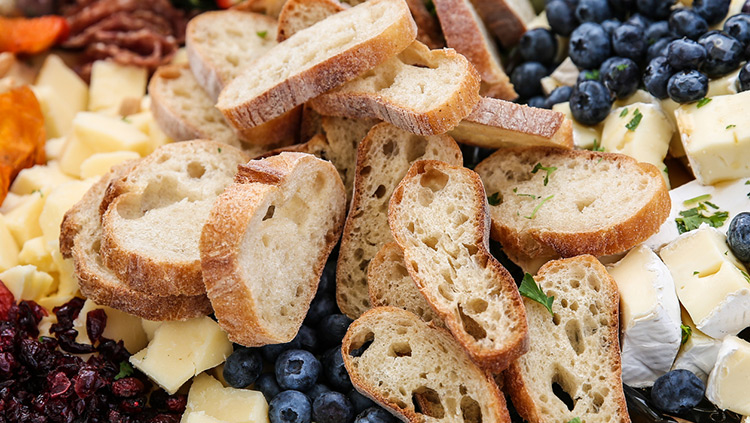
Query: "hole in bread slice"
564 320 585 355
419 168 449 192
348 330 375 357
412 387 445 418
457 305 487 341
460 396 482 423
388 341 412 357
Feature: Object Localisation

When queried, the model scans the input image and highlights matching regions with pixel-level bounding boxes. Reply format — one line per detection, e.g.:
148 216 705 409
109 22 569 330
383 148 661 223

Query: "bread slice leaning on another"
336 123 462 319
99 141 250 297
59 162 213 321
388 160 528 372
504 255 630 423
216 0 417 130
276 0 347 42
474 147 670 260
200 153 346 346
472 0 536 47
342 307 511 423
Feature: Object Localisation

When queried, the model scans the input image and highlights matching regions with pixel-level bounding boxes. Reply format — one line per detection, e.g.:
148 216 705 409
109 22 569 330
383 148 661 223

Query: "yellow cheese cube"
39 179 94 246
0 265 55 302
125 111 173 154
707 69 739 98
552 101 602 150
0 214 19 272
73 112 150 156
59 135 96 178
602 103 673 169
4 191 46 246
31 85 77 139
37 293 76 311
171 48 189 65
50 248 78 296
45 138 66 161
184 412 229 423
10 162 75 195
80 151 140 179
73 299 148 353
182 373 269 423
141 319 163 342
706 336 750 414
88 60 147 115
0 192 26 214
18 236 56 273
35 55 88 113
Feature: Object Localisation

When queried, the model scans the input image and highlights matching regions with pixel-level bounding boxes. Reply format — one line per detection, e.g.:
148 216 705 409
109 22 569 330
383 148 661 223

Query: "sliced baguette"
504 255 630 423
367 242 444 328
216 0 418 130
59 162 212 321
432 0 517 100
388 160 528 372
309 41 481 136
342 307 511 423
472 0 536 47
474 147 670 259
200 152 346 346
403 0 445 49
336 123 463 318
450 97 574 149
99 141 250 297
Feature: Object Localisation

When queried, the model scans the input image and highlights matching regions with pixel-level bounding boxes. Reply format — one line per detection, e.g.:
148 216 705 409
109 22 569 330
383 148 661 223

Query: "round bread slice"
200 152 346 346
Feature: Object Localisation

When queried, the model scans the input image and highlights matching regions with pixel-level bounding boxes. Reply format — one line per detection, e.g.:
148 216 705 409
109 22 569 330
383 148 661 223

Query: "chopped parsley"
115 361 134 380
591 138 605 152
524 195 554 219
683 194 711 206
519 273 554 316
487 192 502 206
727 124 737 129
218 147 222 153
746 181 750 185
743 270 750 283
681 324 692 345
584 69 600 80
531 163 557 186
567 419 582 423
256 30 268 38
663 166 669 174
675 201 729 234
615 63 628 71
513 187 539 199
425 0 436 16
693 271 700 275
121 116 131 123
625 109 643 131
696 98 712 108
619 108 628 118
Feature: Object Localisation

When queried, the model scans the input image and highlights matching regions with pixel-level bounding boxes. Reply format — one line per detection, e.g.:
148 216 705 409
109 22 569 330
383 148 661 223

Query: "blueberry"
317 260 337 295
510 62 549 99
354 407 396 423
727 212 750 262
636 0 675 20
625 13 652 29
744 0 750 13
693 0 731 25
322 346 352 391
304 294 338 326
547 0 579 36
651 369 705 414
607 0 635 18
699 31 744 77
723 14 750 51
313 391 354 423
667 69 709 103
612 23 647 61
305 384 332 403
643 56 676 99
569 23 612 69
519 28 558 64
295 325 318 352
223 347 263 388
262 337 303 363
646 21 674 44
570 80 613 125
270 390 313 423
601 57 640 98
257 373 282 402
575 0 612 22
275 349 322 391
348 389 376 414
647 37 677 62
601 18 621 34
667 38 707 70
738 62 750 91
669 9 709 40
545 85 573 107
317 314 353 348
527 95 548 108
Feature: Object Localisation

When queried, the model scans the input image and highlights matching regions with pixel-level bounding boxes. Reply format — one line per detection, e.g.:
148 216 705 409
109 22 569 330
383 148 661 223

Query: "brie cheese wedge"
706 336 750 415
181 373 269 423
552 102 602 150
672 309 721 383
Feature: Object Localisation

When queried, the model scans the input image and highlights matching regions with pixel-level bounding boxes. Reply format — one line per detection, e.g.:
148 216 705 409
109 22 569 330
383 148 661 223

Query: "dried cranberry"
47 372 72 399
85 309 107 344
73 367 104 399
44 398 73 423
32 392 48 412
52 298 85 328
19 339 54 370
0 324 17 351
111 378 144 398
0 281 14 320
0 352 17 373
149 413 180 423
56 330 96 354
97 339 129 363
163 395 187 413
119 395 147 414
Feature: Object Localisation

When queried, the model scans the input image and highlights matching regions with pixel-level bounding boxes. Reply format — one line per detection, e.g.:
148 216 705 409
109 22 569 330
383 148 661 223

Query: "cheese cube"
549 57 578 87
706 336 750 414
607 245 681 387
171 48 189 65
80 151 140 179
88 60 147 115
0 192 26 214
672 309 722 383
674 91 750 184
0 214 19 272
552 102 602 149
0 265 55 302
73 112 150 156
18 236 56 273
31 85 77 140
660 227 750 338
602 103 673 170
660 98 685 158
540 76 561 96
125 111 173 154
181 373 269 423
39 179 94 246
707 68 739 98
37 293 76 312
130 317 232 394
4 191 46 246
141 319 164 342
35 55 88 113
73 299 148 353
59 135 96 177
50 249 78 297
10 162 75 195
45 137 66 161
613 90 659 109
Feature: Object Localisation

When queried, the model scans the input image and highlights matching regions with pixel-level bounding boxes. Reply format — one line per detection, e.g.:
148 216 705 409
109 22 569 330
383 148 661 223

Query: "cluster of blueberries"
510 0 750 125
220 259 394 423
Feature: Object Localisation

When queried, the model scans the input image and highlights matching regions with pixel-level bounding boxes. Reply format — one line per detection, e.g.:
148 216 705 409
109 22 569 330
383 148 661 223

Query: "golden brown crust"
276 0 348 42
403 0 445 49
471 0 533 47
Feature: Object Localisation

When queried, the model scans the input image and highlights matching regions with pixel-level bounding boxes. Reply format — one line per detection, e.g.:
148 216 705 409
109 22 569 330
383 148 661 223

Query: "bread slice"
473 147 670 259
432 0 517 100
403 0 445 49
367 242 444 328
336 123 463 318
277 0 348 42
99 141 250 297
59 162 212 321
200 152 346 346
504 256 630 423
450 97 574 149
309 41 481 136
388 160 528 372
341 307 511 423
472 0 535 47
230 0 287 17
216 0 418 130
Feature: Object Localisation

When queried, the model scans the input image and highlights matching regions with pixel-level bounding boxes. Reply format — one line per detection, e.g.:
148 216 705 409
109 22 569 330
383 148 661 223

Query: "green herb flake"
218 147 222 153
664 166 669 174
524 195 554 219
619 108 629 118
487 192 502 206
531 163 557 186
745 181 750 185
742 270 750 283
615 63 628 72
585 69 600 80
675 202 729 234
681 324 692 345
425 0 436 16
256 30 268 38
683 194 712 206
519 273 554 316
513 188 539 199
693 271 700 275
625 109 643 131
597 157 604 164
591 138 605 152
727 124 737 129
697 98 712 108
568 418 582 423
115 361 134 380
704 201 719 209
121 116 131 123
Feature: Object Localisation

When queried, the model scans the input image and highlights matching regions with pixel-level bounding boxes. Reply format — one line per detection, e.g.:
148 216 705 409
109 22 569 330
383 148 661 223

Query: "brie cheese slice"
672 309 721 383
706 336 750 415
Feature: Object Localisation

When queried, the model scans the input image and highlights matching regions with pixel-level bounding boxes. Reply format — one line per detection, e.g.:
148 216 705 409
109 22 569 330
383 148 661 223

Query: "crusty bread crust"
403 0 445 49
450 97 574 149
277 0 348 42
471 0 535 47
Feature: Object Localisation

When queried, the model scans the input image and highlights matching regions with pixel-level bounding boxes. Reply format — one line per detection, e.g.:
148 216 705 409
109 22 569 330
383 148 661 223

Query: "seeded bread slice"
342 307 511 423
450 97 574 149
504 255 630 423
474 147 670 259
200 153 346 346
216 0 418 130
388 160 528 372
59 162 212 321
368 242 444 328
336 123 462 319
99 141 250 297
310 41 481 135
472 0 535 47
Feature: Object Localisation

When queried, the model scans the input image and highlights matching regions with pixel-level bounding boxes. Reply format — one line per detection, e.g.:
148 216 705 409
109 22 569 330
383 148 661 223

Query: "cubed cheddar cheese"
0 214 19 272
88 60 147 115
552 102 602 150
10 162 75 195
73 112 150 155
45 137 66 161
50 249 78 296
141 319 163 342
59 135 96 177
80 151 140 179
0 265 55 302
33 55 88 138
31 85 77 140
18 236 56 273
73 299 148 353
182 373 269 423
4 191 46 246
39 179 95 246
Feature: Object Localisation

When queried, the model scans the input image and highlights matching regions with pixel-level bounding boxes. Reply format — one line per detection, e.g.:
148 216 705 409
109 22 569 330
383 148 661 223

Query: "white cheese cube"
73 112 150 156
674 91 750 184
88 60 147 115
10 162 75 195
31 85 77 140
607 245 681 387
80 151 140 179
552 102 602 149
0 214 19 272
59 135 96 177
37 293 76 312
540 76 561 96
141 319 163 342
549 57 578 87
660 98 686 158
45 137 66 161
706 336 750 414
35 55 88 113
707 68 739 98
4 191 46 246
0 265 55 302
660 227 750 338
50 248 78 297
613 90 660 109
672 309 722 383
39 179 94 246
601 103 673 171
18 236 56 273
181 373 269 423
73 299 148 353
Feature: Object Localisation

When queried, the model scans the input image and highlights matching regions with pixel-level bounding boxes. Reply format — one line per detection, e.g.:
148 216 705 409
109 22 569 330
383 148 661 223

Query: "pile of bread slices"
59 1 676 422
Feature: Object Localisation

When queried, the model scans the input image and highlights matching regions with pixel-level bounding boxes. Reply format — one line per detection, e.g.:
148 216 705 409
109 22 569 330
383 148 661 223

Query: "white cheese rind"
552 102 601 149
706 336 750 415
672 309 721 383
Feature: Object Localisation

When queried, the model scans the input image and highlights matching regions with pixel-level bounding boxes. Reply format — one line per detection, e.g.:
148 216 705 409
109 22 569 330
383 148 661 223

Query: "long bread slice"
472 0 535 47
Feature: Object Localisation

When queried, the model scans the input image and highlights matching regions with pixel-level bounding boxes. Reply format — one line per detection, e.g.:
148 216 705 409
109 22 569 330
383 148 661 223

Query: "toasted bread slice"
367 242 444 328
388 160 528 372
342 307 511 423
310 41 481 135
336 123 462 318
99 141 250 297
200 153 346 346
277 0 348 42
59 162 212 321
216 0 417 130
450 97 574 149
472 0 535 47
504 256 630 423
474 147 670 259
432 0 517 100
